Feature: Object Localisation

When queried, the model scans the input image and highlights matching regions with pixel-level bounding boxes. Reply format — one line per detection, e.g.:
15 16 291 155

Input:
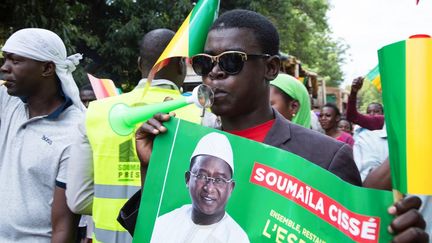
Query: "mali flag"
87 73 119 99
378 35 432 195
364 65 381 92
147 0 220 82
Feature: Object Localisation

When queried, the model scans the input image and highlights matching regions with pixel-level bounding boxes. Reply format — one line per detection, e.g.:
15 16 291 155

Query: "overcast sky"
327 0 432 87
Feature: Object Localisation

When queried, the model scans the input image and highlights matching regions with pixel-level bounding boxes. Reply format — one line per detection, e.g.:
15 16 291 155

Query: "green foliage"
1 0 346 89
0 0 193 88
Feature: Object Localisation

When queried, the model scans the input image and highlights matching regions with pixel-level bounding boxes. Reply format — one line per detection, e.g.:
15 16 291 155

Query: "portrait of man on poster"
150 132 249 243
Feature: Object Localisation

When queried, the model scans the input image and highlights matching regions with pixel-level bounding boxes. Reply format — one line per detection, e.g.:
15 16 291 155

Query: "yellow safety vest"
86 86 201 243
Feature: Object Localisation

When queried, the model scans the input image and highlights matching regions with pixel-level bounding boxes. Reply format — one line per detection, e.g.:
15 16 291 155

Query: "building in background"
280 53 348 113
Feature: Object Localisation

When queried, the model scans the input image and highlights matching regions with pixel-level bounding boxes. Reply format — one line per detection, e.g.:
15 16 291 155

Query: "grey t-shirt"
0 87 83 242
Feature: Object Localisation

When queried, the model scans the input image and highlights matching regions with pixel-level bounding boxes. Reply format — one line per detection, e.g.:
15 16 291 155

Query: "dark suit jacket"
265 111 361 186
118 111 362 234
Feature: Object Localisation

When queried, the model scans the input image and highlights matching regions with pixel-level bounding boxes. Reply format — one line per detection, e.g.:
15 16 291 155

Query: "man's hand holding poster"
133 118 394 242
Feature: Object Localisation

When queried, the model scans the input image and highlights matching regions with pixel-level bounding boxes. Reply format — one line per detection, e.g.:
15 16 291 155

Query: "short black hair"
338 117 353 130
80 83 93 91
367 102 384 112
210 9 279 56
138 29 175 73
323 103 341 117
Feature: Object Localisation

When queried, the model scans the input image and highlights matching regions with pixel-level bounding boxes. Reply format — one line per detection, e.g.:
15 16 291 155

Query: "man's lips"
2 79 15 83
200 194 216 204
2 80 15 88
213 90 228 100
214 92 227 98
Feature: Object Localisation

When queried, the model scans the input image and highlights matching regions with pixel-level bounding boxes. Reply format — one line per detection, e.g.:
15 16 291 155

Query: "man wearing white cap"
0 28 85 242
150 132 249 243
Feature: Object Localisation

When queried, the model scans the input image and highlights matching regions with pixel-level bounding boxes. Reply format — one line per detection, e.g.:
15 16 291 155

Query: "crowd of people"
0 8 430 243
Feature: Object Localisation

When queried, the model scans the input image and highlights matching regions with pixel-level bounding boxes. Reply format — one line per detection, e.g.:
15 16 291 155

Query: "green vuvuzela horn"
109 84 213 136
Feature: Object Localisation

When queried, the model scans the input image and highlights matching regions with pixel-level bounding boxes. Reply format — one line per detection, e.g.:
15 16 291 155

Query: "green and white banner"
133 118 394 242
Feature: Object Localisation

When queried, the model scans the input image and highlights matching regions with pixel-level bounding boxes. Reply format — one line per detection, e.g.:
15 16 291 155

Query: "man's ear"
264 55 281 81
185 171 191 186
177 57 186 75
290 100 300 114
137 57 142 72
41 62 56 77
229 181 235 192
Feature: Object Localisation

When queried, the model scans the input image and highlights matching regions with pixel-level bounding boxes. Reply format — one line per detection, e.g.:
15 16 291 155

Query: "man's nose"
203 73 226 90
203 179 216 191
0 60 11 74
207 62 227 80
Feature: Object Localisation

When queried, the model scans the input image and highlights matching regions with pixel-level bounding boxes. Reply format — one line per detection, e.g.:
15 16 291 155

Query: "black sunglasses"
191 51 270 76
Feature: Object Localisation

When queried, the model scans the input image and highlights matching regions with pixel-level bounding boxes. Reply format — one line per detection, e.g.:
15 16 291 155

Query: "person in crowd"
269 73 311 128
76 82 97 243
366 102 384 116
0 28 84 242
151 132 249 243
347 77 385 131
338 117 353 135
310 103 325 133
66 28 201 243
117 9 428 242
319 103 355 146
79 83 96 108
354 126 388 182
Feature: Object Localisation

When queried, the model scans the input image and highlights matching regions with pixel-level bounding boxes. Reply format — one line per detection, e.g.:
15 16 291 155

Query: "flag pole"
392 189 404 203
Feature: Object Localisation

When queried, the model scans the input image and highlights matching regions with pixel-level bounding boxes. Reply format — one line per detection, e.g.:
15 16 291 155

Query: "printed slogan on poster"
133 118 394 242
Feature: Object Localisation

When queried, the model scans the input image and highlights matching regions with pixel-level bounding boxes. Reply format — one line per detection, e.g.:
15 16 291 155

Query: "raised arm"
346 77 384 130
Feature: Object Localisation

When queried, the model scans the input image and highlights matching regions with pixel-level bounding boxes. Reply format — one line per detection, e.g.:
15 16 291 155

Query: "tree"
1 0 346 89
223 0 347 86
0 0 193 89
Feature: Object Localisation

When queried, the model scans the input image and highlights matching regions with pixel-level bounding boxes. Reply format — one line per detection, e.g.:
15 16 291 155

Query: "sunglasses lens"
219 53 244 74
191 55 213 76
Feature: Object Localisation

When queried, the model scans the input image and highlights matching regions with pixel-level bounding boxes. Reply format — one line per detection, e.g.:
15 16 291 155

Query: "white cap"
191 132 234 174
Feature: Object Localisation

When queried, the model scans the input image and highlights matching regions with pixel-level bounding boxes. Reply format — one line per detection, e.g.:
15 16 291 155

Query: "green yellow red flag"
87 73 119 99
146 0 220 87
378 34 432 195
364 65 381 92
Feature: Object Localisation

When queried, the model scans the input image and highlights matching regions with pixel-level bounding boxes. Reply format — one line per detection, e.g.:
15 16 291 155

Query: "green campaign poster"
133 118 394 242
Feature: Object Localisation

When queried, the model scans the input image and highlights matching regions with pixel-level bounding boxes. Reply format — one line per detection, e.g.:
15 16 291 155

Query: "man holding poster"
150 132 249 243
119 9 429 243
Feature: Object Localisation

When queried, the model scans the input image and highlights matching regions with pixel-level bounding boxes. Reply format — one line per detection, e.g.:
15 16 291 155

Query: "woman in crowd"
338 117 353 135
319 103 354 146
269 73 311 128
